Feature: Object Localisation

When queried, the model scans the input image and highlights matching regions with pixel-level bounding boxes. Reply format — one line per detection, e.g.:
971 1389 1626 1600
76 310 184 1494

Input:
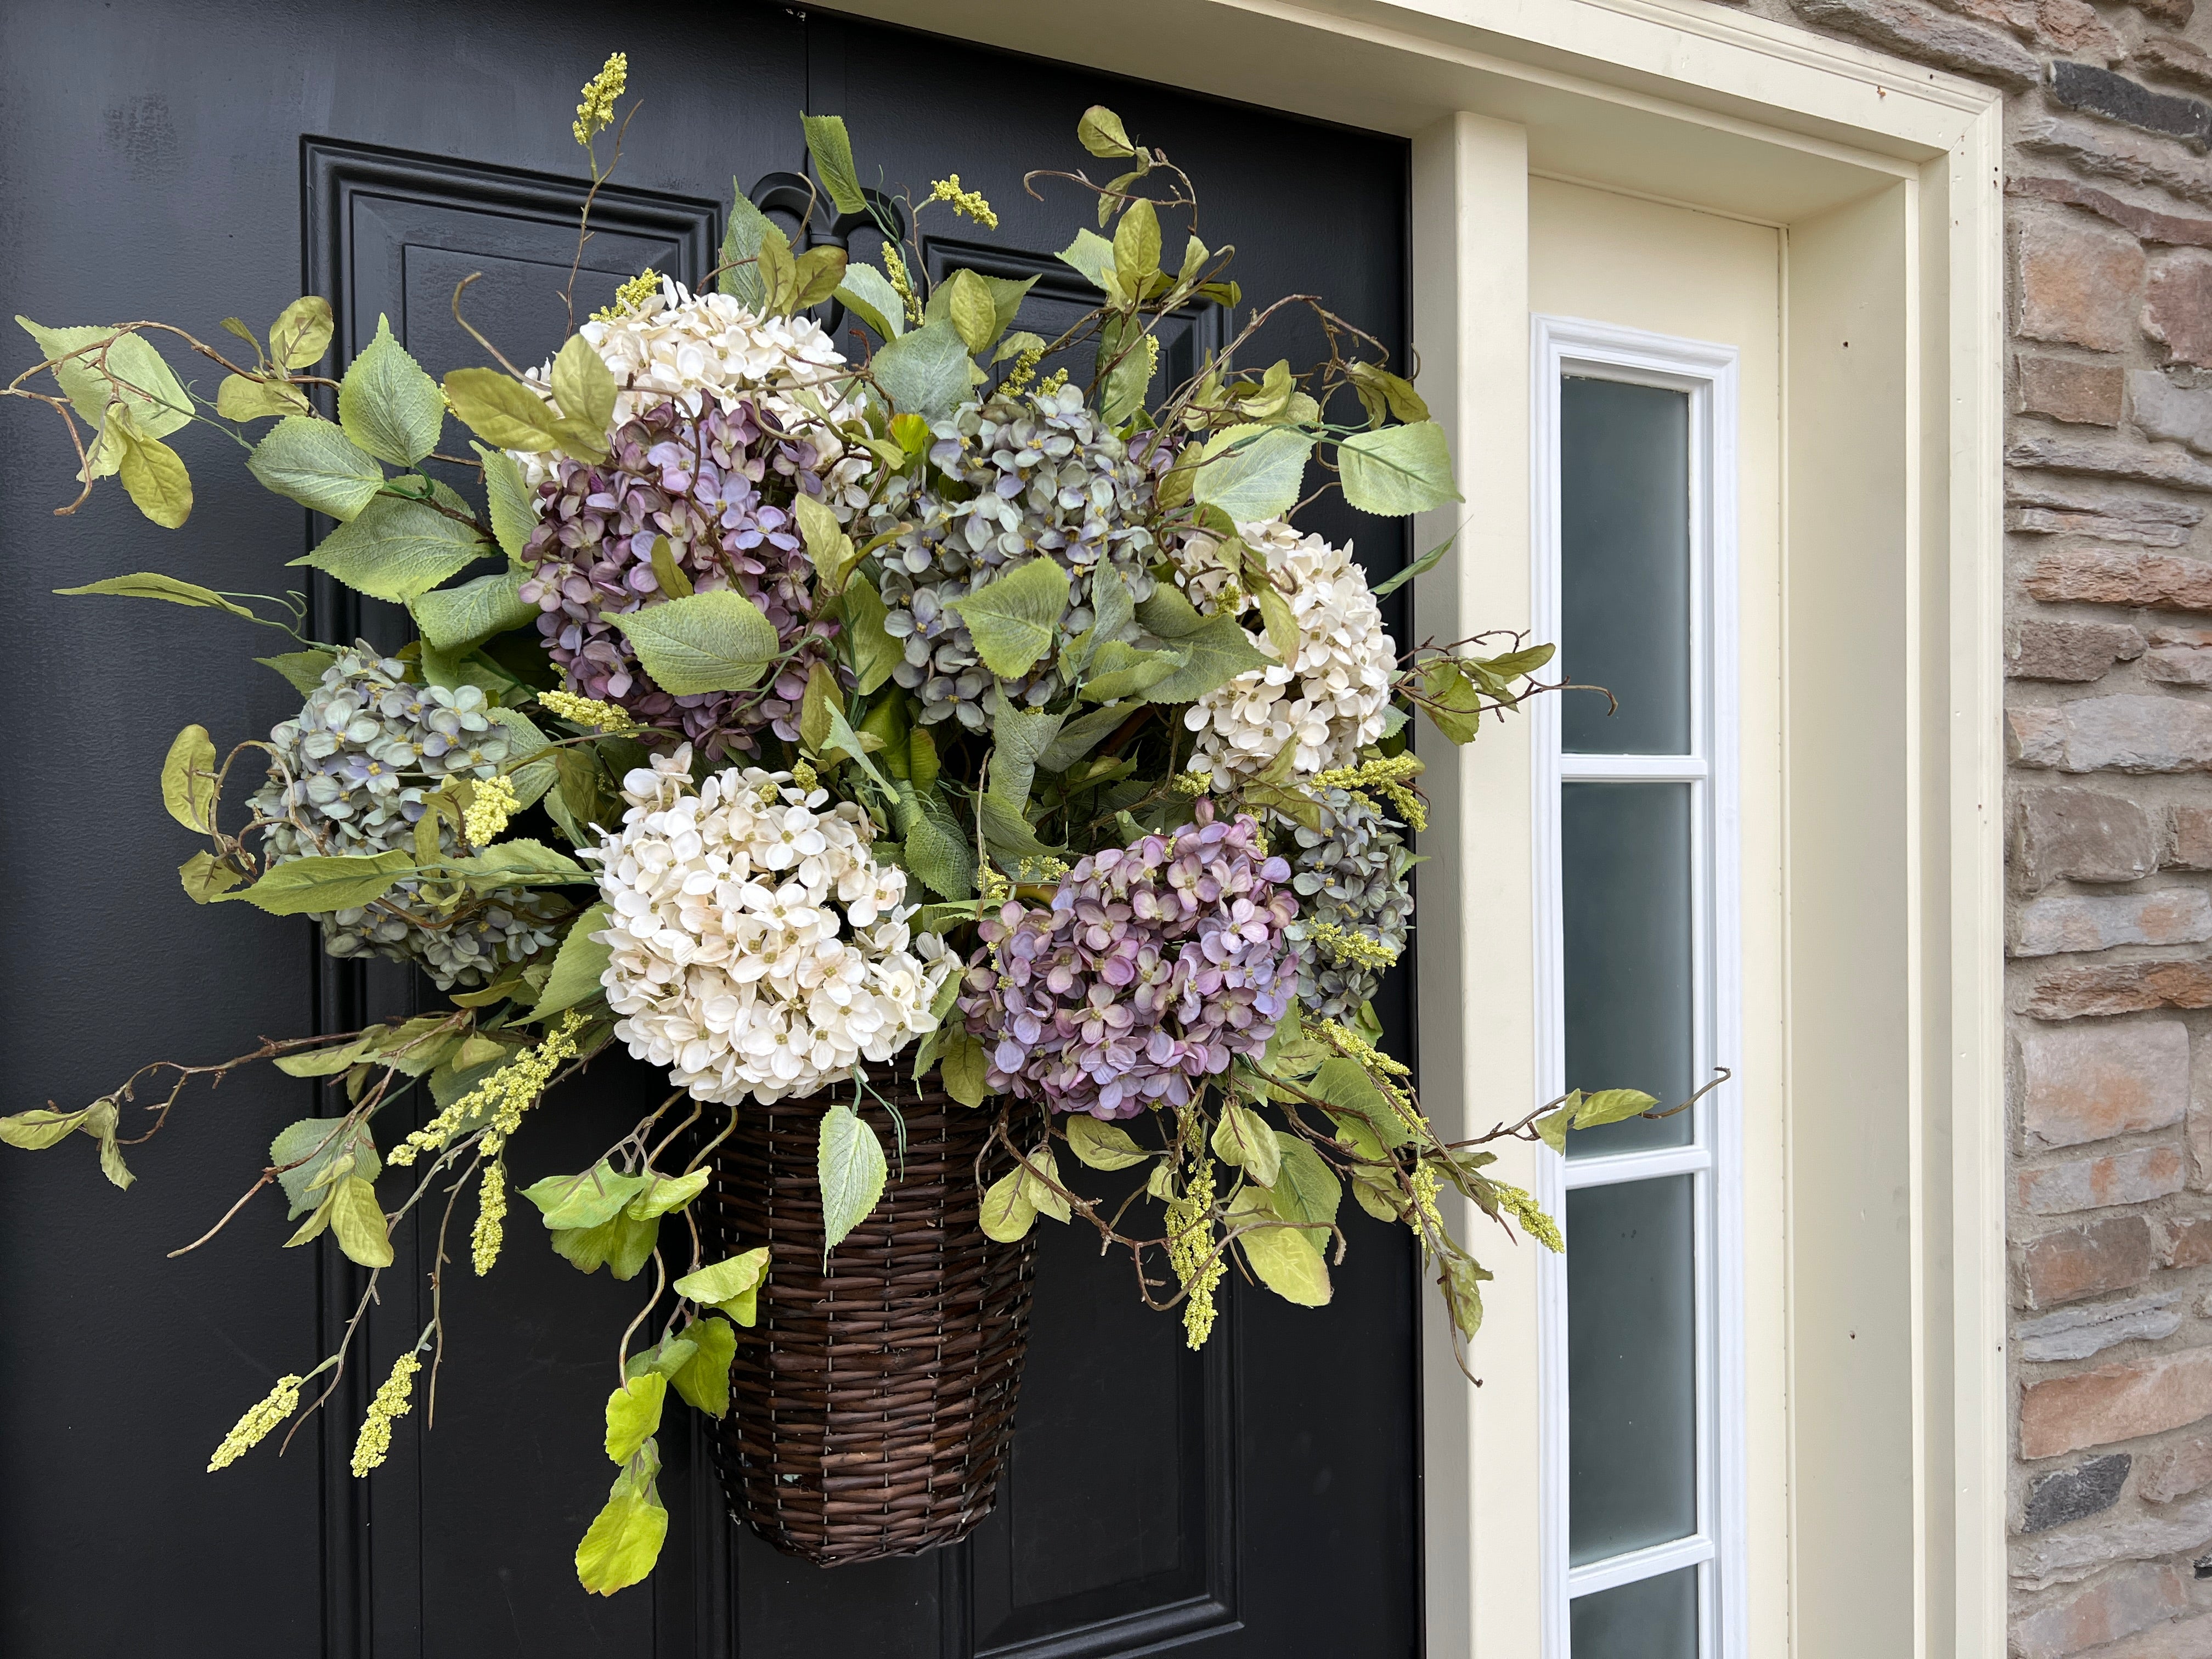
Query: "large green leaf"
1077 640 1182 703
247 416 386 521
268 1116 382 1220
484 707 556 809
841 578 902 695
442 367 561 452
529 903 612 1019
946 557 1069 679
896 783 977 901
983 689 1064 813
1137 616 1270 705
268 296 335 370
609 590 779 696
979 792 1057 863
817 1103 887 1252
16 317 191 447
443 837 590 890
413 566 535 651
1189 424 1313 522
979 1167 1037 1242
257 649 338 694
550 332 618 438
329 1176 394 1268
834 263 906 341
339 315 444 466
550 1211 661 1279
111 414 193 528
1036 703 1131 772
224 849 414 916
673 1248 771 1328
1066 1115 1149 1171
1057 229 1115 294
1210 1101 1282 1187
575 1481 668 1598
1269 1137 1343 1256
1229 1189 1331 1306
871 320 973 424
292 493 490 602
160 724 218 833
523 1162 652 1231
801 114 868 216
473 443 538 562
670 1316 739 1418
1338 420 1461 516
718 184 789 313
604 1373 667 1465
55 570 255 622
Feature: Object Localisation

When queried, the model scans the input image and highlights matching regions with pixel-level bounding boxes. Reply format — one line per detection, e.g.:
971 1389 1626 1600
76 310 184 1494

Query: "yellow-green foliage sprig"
208 1374 303 1471
349 1351 421 1477
390 1009 588 1167
572 53 628 148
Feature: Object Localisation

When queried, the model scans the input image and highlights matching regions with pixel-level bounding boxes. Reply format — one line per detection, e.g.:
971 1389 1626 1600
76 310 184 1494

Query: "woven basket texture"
703 1069 1036 1566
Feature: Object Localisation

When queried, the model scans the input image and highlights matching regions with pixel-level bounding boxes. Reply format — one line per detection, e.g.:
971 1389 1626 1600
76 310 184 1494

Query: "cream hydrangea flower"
1172 517 1398 785
586 746 955 1104
517 275 873 512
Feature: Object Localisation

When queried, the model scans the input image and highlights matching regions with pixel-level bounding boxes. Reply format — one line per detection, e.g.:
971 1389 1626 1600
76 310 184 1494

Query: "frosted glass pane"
1571 1567 1699 1659
1568 1176 1697 1565
1563 782 1694 1155
1560 376 1691 755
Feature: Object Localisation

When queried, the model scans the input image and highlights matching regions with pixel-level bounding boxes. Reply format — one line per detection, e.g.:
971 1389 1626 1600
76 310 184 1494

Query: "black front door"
0 6 1419 1655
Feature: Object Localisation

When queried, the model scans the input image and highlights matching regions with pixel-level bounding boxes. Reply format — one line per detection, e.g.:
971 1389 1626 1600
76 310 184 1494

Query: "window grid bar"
1566 1533 1719 1599
1564 1144 1714 1189
1561 754 1709 782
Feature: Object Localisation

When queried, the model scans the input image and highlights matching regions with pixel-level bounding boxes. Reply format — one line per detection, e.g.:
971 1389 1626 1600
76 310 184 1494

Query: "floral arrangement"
1 58 1661 1594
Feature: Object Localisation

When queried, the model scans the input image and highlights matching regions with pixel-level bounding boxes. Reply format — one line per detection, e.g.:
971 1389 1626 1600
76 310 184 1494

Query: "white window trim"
1530 315 1744 1659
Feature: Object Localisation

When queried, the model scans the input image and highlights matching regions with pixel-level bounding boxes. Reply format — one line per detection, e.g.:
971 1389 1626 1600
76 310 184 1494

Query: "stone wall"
1722 0 2212 1647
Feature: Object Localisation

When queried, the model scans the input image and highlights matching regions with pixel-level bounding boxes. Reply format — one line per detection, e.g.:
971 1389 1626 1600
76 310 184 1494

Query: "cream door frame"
824 2 2007 1652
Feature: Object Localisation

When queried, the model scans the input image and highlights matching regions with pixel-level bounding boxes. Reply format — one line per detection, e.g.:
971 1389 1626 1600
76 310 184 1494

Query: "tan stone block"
2008 695 2212 774
2010 619 2147 681
2166 1215 2212 1267
2027 961 2212 1020
2016 787 2160 888
2021 1348 2212 1458
2020 1023 2190 1148
2023 1215 2158 1306
2018 354 2129 425
2030 0 2122 59
2138 1431 2212 1502
2016 890 2212 956
2146 645 2212 685
2018 213 2148 352
2012 1563 2191 1659
2147 250 2212 369
2134 33 2212 97
2019 1146 2187 1214
2025 549 2212 611
2175 805 2212 871
2074 1610 2212 1659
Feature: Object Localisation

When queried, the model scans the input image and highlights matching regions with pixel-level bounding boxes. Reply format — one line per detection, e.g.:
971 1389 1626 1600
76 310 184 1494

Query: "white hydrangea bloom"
586 746 955 1105
517 276 873 512
1175 517 1397 785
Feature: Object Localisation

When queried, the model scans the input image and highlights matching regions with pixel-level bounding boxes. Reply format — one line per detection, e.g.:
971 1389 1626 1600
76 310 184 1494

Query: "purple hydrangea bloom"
958 804 1300 1120
518 397 839 759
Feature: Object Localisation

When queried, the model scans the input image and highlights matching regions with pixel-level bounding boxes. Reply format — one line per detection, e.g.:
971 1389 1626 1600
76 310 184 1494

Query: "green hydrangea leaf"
247 416 386 521
669 1316 738 1418
528 902 612 1021
268 1117 382 1220
872 319 974 424
1338 420 1461 516
840 578 902 695
257 649 337 694
625 1169 709 1221
223 848 414 916
1269 1137 1342 1257
551 1211 661 1279
817 1103 888 1252
608 589 780 696
1189 424 1313 522
801 114 868 216
834 264 905 341
1136 613 1269 705
268 296 335 370
946 556 1069 679
340 314 444 466
412 565 534 652
1228 1188 1330 1306
292 493 489 602
442 366 560 452
523 1161 652 1231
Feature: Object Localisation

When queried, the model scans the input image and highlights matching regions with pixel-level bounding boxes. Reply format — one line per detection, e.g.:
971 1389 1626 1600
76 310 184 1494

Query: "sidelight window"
1532 319 1745 1659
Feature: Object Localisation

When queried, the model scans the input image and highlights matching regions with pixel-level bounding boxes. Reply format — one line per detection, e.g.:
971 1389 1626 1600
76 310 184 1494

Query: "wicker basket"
702 1070 1037 1566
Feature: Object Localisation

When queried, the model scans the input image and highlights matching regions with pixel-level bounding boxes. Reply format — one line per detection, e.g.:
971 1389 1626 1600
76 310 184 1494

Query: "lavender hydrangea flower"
958 804 1299 1120
518 397 838 759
